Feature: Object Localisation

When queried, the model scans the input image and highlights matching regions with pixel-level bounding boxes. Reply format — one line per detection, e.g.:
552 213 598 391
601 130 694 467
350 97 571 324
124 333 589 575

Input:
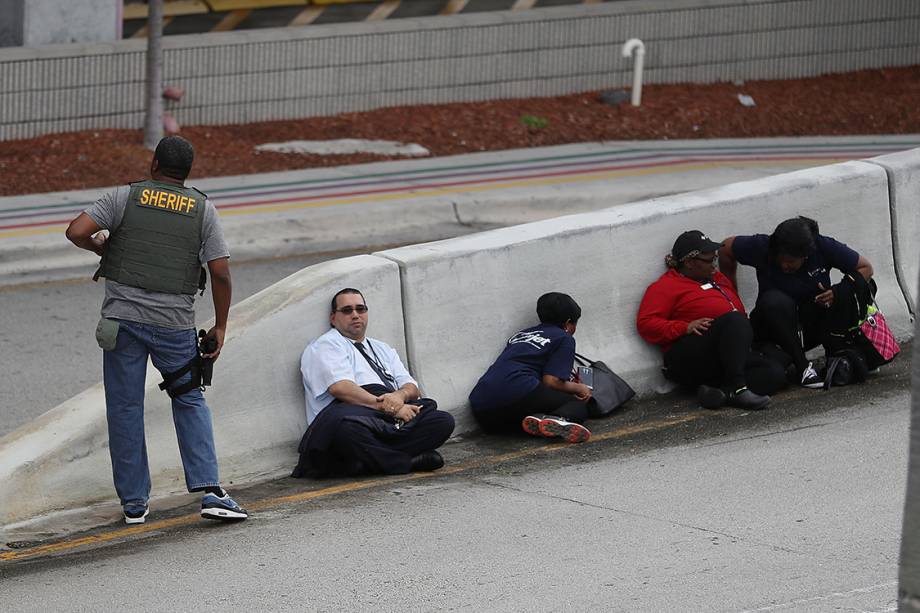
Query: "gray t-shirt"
84 185 230 330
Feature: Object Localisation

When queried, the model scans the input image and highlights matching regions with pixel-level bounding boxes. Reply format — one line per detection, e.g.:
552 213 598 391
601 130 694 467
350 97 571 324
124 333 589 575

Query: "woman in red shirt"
637 230 787 410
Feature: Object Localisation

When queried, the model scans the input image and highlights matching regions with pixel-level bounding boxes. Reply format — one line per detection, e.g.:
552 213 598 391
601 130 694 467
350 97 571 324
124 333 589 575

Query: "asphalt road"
0 361 910 612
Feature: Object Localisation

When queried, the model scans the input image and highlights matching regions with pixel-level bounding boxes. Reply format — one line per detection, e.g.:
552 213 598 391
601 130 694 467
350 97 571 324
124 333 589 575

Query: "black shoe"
697 384 727 409
410 450 445 472
726 387 770 410
800 362 824 389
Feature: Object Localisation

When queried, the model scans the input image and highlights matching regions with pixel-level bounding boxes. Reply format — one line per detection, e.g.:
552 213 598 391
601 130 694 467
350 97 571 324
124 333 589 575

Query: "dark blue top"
732 233 860 303
469 324 576 412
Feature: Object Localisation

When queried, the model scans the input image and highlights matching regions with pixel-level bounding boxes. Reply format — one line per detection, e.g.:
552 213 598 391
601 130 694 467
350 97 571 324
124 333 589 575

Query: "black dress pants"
663 311 787 395
293 394 456 478
329 408 455 475
473 384 588 434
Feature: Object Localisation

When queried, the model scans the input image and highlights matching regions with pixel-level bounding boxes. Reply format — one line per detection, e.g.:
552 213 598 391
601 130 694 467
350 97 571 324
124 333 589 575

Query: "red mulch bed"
1 65 918 197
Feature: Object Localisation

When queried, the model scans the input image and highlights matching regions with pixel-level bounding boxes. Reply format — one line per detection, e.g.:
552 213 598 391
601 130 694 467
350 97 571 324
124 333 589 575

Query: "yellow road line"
440 0 468 15
511 0 537 10
367 0 400 21
289 5 324 25
130 16 175 38
0 413 702 562
0 158 850 241
212 9 253 31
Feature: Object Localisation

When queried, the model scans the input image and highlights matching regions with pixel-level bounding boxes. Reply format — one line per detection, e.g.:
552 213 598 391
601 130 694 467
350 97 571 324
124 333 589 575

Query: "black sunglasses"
335 305 368 315
690 255 718 264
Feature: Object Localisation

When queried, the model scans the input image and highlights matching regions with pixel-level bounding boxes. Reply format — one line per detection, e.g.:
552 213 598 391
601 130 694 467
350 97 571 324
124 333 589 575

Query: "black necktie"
354 341 396 391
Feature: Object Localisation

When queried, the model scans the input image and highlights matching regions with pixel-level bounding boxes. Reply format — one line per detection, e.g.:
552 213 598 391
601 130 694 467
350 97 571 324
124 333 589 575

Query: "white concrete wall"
867 149 920 317
0 254 406 526
378 160 909 433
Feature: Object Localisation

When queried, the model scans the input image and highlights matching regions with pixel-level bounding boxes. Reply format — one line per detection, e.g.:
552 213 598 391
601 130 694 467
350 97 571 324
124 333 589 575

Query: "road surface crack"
476 479 808 556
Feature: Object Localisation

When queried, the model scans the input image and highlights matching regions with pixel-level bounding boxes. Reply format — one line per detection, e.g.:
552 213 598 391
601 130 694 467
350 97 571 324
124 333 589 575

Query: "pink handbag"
859 306 900 364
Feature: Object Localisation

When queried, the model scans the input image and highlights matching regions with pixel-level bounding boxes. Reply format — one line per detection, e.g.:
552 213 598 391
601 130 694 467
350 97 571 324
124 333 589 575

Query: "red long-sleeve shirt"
636 269 746 352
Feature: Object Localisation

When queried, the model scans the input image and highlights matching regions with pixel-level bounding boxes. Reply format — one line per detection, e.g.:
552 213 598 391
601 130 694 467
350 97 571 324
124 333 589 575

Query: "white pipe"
621 38 646 106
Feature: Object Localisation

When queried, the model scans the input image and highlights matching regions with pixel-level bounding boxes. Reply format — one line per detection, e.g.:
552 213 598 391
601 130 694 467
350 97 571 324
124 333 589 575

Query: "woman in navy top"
469 292 592 443
719 216 873 388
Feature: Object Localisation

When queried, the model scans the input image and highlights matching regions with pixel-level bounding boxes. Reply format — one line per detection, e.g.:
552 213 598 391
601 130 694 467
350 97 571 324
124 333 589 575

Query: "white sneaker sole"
201 507 248 521
124 508 149 525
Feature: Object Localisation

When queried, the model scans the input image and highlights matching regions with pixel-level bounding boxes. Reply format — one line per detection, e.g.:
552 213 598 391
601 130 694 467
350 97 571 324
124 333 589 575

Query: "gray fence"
1 0 919 141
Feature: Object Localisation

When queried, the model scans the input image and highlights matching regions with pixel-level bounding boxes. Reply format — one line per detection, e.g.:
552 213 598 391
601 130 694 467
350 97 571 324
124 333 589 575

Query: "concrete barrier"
866 149 920 318
0 254 405 528
378 159 909 433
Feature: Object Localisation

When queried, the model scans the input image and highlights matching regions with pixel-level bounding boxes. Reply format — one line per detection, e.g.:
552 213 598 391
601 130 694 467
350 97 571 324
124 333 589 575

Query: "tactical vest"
96 180 207 295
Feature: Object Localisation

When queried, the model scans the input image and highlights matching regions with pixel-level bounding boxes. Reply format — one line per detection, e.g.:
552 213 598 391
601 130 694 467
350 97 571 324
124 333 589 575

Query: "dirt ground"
1 65 918 197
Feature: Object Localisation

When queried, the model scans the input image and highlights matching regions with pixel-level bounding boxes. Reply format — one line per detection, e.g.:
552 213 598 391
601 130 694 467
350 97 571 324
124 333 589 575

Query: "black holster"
158 329 217 398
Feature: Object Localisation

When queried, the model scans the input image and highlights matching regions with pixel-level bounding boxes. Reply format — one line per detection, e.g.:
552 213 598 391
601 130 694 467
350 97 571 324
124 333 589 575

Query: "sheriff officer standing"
66 135 247 525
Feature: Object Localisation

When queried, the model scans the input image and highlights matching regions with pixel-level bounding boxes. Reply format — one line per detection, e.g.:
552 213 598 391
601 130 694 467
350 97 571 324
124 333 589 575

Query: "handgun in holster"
158 329 217 398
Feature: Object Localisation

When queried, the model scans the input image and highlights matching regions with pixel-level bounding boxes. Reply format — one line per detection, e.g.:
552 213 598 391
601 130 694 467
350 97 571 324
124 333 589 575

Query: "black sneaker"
410 450 444 472
800 362 824 389
726 387 770 410
123 503 149 525
697 384 727 409
201 489 248 522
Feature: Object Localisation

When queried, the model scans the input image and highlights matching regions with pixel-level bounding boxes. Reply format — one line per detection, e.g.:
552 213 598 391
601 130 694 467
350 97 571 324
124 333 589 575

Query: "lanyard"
353 340 397 391
708 280 738 312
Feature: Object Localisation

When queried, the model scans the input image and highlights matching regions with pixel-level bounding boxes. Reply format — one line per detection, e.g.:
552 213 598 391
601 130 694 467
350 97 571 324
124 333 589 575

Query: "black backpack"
823 274 884 367
822 347 869 390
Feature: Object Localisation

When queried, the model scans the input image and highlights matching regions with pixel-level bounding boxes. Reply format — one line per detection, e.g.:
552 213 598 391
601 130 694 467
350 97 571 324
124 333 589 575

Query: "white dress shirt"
300 327 417 424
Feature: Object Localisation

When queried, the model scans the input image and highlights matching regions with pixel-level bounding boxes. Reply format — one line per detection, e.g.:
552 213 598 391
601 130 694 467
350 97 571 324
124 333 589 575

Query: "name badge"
700 283 713 290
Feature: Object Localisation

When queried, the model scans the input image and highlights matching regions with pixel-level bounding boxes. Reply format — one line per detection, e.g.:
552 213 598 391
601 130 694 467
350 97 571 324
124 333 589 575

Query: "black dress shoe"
410 450 444 472
726 388 770 410
697 384 727 409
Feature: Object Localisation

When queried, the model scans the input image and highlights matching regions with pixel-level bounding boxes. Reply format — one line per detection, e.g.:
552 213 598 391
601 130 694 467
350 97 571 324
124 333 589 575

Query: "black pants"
750 288 857 375
663 311 787 395
293 396 455 478
329 409 455 475
473 384 588 434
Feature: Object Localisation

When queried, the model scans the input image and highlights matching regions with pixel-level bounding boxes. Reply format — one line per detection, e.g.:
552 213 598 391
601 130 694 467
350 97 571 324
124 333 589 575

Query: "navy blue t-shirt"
732 233 860 303
469 324 576 412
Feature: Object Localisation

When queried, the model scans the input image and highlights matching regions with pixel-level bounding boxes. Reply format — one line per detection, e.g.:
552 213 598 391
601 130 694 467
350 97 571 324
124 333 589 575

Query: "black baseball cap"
671 230 722 261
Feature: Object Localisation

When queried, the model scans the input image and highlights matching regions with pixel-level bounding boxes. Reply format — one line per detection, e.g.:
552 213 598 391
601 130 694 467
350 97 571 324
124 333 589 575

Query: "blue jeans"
103 320 220 507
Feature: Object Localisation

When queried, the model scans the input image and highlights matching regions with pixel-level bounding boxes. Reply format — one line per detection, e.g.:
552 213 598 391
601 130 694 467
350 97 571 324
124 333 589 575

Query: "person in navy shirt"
469 292 592 443
719 216 874 388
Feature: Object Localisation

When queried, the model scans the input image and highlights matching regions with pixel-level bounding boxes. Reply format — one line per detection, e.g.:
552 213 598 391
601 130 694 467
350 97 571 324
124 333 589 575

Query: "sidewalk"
2 135 918 283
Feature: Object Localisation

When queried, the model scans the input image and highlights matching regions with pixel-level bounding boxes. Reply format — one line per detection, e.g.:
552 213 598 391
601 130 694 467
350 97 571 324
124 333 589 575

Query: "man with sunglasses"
294 288 455 477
